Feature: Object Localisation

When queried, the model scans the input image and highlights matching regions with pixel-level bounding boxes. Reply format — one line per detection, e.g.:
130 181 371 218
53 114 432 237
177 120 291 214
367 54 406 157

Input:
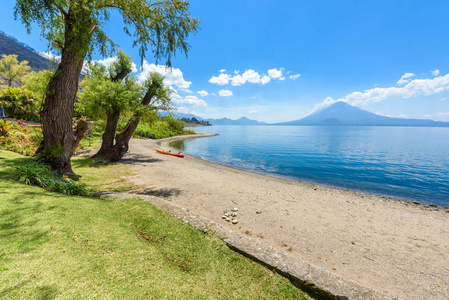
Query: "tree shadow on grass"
0 195 52 256
0 279 32 298
137 187 181 198
0 282 58 300
35 285 58 300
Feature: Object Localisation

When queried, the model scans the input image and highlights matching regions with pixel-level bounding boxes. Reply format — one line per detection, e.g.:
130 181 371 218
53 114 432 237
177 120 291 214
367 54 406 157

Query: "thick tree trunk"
92 110 121 159
92 69 131 160
40 51 85 174
38 13 94 174
94 87 157 163
99 117 140 162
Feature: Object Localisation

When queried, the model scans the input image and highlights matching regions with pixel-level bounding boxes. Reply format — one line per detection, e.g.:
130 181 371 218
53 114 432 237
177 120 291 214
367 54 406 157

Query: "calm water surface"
173 126 449 206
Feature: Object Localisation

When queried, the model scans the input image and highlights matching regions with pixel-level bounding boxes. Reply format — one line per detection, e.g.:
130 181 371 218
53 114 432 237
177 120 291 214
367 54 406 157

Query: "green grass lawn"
0 151 316 299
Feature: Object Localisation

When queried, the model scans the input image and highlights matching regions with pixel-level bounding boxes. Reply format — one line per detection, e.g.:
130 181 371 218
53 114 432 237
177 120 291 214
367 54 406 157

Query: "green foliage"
0 87 40 121
109 49 134 79
0 120 12 137
22 69 54 100
78 60 142 120
39 141 64 160
14 160 52 186
0 54 31 87
14 0 199 66
181 117 211 126
141 72 172 110
134 116 186 139
13 160 87 196
0 121 42 156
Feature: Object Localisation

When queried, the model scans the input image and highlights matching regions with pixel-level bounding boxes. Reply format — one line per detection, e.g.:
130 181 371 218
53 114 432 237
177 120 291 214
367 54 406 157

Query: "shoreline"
161 133 448 211
126 136 449 299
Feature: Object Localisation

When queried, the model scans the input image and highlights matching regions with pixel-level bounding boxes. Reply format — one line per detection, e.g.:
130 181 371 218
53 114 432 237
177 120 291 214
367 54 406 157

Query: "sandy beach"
122 134 449 300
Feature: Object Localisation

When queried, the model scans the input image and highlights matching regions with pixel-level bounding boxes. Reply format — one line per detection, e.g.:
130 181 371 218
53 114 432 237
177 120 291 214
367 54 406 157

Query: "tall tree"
14 0 199 174
98 71 172 162
80 51 172 162
0 54 31 88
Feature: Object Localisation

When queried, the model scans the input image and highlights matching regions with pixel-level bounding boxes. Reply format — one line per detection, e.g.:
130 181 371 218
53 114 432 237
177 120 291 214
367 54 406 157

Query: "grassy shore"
0 150 315 299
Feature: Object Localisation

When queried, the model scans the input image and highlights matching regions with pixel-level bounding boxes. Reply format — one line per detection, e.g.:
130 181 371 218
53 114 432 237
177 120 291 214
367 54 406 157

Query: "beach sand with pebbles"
121 134 449 299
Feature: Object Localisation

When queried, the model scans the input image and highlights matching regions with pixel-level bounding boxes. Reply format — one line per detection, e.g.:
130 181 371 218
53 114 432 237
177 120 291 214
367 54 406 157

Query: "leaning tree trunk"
92 69 130 159
39 15 95 174
92 110 121 159
95 91 156 163
98 117 141 162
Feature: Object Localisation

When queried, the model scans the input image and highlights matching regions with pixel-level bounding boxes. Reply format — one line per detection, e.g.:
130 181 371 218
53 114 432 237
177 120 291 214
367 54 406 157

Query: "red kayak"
155 149 185 158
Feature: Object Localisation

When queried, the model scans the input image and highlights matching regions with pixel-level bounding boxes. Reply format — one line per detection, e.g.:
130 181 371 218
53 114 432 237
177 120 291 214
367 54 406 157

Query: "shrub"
0 120 12 137
0 87 41 121
13 160 87 196
14 161 52 187
134 127 156 139
133 115 188 139
0 122 42 156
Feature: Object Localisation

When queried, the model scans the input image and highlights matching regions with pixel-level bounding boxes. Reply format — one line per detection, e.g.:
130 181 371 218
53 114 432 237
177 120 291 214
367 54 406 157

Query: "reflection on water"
174 125 449 206
169 140 185 151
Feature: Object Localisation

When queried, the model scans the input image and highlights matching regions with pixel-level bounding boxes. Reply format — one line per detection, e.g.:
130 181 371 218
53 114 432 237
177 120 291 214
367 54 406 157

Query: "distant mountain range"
166 102 449 127
161 112 267 125
0 30 50 70
276 101 449 127
204 117 267 125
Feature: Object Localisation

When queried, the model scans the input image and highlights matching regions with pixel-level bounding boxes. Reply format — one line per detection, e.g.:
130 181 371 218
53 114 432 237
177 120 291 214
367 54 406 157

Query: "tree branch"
54 3 68 17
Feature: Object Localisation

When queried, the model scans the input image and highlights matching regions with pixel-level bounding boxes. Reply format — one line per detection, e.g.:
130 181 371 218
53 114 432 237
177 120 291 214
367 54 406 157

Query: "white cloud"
219 69 226 73
229 69 262 86
397 72 415 85
184 89 193 94
138 61 191 90
219 89 233 97
312 97 338 112
197 90 209 97
209 67 298 87
249 110 258 114
39 51 61 62
242 69 261 84
432 69 440 76
437 111 449 116
261 75 271 85
95 56 138 73
312 73 449 113
172 95 207 107
378 113 408 118
209 73 231 85
268 68 283 79
230 75 245 86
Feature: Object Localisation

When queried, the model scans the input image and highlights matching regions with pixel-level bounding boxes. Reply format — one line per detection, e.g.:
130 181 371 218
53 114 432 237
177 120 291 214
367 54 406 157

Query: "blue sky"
2 0 449 123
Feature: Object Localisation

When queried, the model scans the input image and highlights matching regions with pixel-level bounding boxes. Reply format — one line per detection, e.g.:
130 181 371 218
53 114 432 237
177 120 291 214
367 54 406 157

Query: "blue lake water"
174 125 449 207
